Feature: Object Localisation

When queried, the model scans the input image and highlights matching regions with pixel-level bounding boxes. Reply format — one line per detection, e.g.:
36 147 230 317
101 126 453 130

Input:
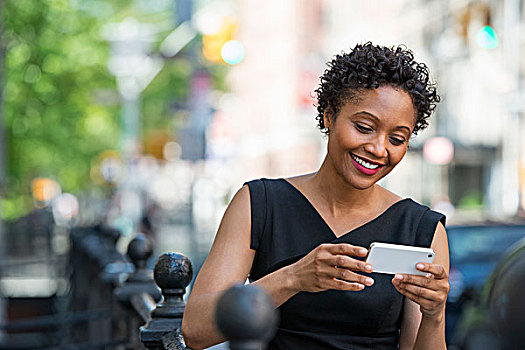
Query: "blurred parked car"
445 223 525 344
448 236 525 349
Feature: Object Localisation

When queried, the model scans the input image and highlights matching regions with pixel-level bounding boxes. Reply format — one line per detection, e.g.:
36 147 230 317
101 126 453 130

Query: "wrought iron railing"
0 212 278 350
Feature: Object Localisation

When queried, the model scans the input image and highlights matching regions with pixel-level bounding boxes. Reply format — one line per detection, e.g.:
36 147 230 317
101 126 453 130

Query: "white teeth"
351 154 379 169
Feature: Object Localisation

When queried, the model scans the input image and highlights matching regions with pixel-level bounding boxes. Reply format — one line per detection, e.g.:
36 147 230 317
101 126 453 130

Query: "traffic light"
457 2 498 50
476 25 498 49
202 16 244 64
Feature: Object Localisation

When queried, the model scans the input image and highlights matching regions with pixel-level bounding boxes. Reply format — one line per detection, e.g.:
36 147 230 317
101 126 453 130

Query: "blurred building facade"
220 0 525 223
225 0 325 184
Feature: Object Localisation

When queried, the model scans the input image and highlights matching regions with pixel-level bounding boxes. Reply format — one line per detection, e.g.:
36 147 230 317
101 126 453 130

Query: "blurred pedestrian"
182 42 449 350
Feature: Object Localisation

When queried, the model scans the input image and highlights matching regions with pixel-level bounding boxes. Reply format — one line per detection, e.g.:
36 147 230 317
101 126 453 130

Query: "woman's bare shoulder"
284 173 317 188
374 184 405 205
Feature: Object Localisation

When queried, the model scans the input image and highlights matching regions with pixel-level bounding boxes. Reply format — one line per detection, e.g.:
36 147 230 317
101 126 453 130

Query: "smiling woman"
324 86 415 190
182 42 448 350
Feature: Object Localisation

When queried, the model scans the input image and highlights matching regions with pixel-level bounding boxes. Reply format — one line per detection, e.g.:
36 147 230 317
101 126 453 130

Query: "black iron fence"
0 211 159 349
0 211 278 350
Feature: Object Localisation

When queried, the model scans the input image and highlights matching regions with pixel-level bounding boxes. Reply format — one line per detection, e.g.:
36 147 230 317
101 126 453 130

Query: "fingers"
393 271 449 294
393 277 441 301
328 278 366 292
393 282 436 305
415 263 448 279
327 254 373 274
392 279 447 313
309 261 373 289
306 243 374 292
334 266 375 287
392 264 450 318
320 243 372 274
325 243 368 258
393 273 434 288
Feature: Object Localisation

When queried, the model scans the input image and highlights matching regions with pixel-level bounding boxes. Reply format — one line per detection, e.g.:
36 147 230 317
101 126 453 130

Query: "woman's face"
324 86 416 190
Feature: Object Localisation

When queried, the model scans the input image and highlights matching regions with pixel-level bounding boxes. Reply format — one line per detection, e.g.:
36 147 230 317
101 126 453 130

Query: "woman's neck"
309 156 381 216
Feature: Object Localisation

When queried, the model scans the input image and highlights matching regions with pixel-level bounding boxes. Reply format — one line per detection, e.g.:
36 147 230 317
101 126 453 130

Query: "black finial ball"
215 284 278 344
153 252 193 290
127 233 153 262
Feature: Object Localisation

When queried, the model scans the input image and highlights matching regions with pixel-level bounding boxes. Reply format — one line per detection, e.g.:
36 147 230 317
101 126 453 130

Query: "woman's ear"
323 108 333 130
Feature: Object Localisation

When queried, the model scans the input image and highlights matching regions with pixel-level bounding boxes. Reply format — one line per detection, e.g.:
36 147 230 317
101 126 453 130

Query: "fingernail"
417 263 424 270
359 248 368 255
357 284 365 289
365 277 374 286
365 264 373 272
394 274 403 281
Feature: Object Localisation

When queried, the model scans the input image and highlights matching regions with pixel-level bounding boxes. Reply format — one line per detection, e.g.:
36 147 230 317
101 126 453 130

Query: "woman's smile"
349 153 384 175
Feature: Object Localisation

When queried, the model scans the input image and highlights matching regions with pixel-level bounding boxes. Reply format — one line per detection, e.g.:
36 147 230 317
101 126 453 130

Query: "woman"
182 42 449 349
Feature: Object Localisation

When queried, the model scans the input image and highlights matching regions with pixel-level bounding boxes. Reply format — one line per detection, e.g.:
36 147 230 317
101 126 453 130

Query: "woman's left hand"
392 263 450 319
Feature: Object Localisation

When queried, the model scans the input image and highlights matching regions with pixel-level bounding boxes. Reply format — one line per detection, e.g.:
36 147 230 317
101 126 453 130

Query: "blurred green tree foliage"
1 0 199 219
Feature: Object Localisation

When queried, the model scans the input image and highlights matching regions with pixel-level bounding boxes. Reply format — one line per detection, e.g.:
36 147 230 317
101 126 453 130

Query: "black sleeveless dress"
244 178 445 350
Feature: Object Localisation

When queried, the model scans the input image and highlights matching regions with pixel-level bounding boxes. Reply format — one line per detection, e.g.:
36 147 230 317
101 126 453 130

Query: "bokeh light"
52 193 79 223
221 40 245 65
31 178 61 206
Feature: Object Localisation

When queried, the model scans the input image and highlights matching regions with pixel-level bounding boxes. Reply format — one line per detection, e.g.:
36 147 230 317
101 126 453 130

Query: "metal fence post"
140 252 193 350
114 233 162 349
215 284 278 350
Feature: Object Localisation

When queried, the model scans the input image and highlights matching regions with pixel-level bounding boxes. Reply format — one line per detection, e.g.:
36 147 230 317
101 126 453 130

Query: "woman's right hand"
289 243 375 293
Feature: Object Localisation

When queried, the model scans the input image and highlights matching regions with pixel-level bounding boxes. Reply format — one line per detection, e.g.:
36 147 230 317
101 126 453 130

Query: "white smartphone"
365 242 435 276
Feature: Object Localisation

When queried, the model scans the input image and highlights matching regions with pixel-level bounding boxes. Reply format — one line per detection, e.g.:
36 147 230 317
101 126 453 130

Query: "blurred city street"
1 0 525 349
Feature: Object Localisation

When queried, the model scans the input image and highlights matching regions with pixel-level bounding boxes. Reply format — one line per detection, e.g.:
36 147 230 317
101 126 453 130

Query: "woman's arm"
182 185 259 349
397 222 450 350
182 184 374 349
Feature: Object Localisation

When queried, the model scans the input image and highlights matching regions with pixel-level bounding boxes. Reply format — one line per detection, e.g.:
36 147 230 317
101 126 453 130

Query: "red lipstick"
350 153 383 176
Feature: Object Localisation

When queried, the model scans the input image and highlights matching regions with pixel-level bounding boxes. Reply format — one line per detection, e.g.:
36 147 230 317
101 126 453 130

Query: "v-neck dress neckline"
280 178 410 239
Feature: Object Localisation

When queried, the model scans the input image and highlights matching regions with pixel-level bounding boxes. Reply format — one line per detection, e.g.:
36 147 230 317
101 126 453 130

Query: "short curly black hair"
315 42 440 135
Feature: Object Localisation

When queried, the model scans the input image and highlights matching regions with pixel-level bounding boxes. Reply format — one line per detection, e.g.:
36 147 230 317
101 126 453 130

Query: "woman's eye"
389 137 406 146
355 124 373 133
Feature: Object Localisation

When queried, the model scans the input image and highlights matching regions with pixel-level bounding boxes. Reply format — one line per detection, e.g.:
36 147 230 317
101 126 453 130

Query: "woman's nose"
364 136 388 158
